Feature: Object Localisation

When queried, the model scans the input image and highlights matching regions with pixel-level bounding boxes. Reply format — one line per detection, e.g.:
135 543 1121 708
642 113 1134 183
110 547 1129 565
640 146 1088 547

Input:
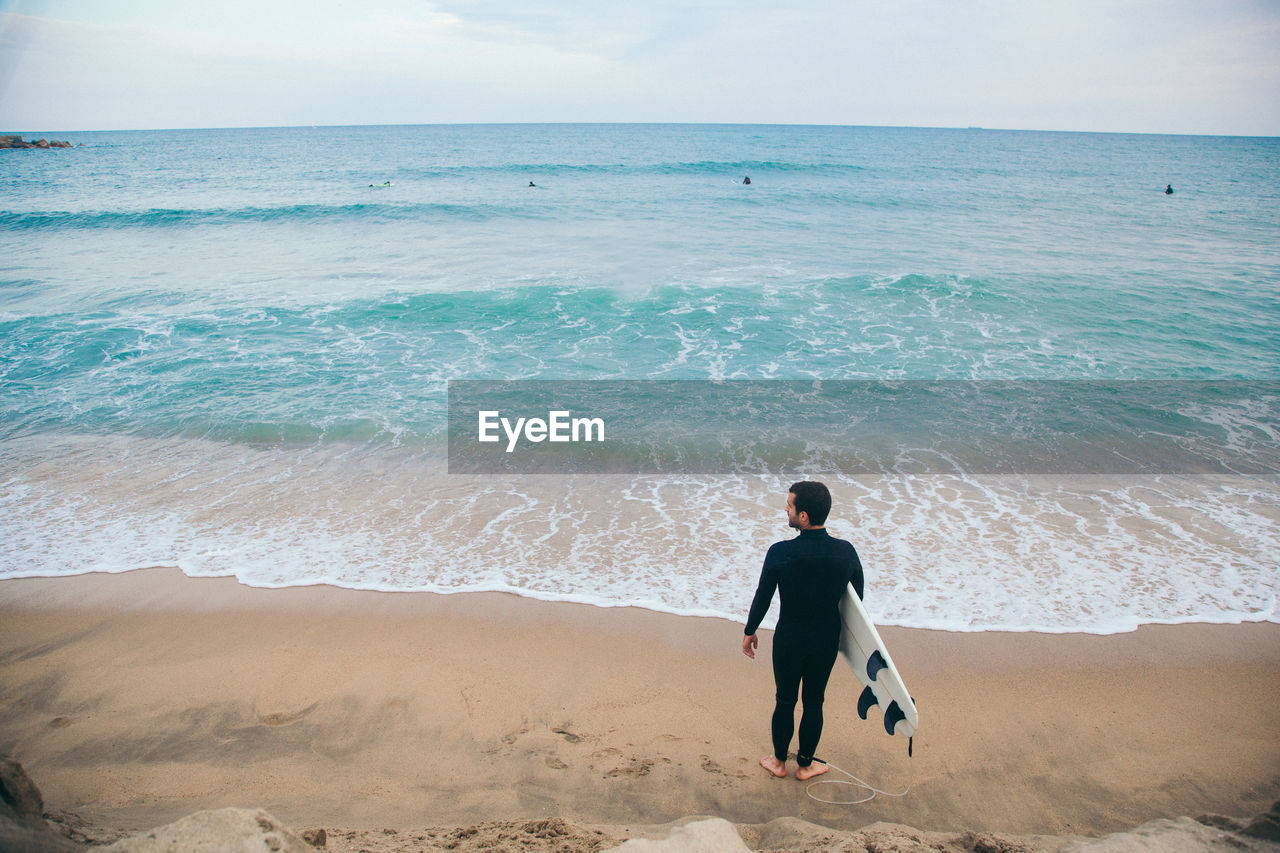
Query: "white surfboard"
838 583 918 739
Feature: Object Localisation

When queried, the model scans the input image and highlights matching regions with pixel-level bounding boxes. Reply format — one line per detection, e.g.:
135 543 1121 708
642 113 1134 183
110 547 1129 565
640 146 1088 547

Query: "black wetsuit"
744 528 864 766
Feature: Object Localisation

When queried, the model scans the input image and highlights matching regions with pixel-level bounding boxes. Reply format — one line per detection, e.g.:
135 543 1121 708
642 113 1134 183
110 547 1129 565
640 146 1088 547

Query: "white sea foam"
2 433 1276 634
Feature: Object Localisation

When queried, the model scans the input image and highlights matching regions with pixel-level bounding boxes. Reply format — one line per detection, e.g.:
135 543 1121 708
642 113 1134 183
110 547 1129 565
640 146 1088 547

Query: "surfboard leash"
803 751 914 806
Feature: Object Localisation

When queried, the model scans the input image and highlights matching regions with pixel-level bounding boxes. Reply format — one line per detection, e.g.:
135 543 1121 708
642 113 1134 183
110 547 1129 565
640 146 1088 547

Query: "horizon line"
3 121 1278 141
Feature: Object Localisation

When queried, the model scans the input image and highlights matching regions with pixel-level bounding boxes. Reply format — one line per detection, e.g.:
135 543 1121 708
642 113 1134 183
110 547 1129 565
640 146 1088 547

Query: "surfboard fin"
884 700 906 735
857 685 878 720
866 650 888 681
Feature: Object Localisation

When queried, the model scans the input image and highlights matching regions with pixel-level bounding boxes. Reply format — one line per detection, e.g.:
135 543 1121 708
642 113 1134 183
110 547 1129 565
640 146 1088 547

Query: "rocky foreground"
0 135 76 149
4 756 1279 853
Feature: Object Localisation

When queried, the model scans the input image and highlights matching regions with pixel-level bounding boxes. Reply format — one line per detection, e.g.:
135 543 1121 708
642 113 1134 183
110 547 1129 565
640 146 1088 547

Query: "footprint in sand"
255 702 318 728
501 724 530 745
605 758 654 778
700 755 747 779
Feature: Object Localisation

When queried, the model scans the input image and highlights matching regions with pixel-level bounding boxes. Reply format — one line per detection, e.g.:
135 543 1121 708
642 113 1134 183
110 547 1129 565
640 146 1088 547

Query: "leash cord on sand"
804 756 912 805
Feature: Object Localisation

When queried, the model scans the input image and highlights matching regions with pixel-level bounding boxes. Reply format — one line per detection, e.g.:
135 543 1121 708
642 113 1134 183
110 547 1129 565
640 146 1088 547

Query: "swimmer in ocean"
743 175 751 185
1165 184 1174 195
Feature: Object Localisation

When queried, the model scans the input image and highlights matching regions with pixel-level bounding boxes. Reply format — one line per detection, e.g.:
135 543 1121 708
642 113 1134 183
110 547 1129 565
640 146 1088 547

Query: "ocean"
2 123 1277 632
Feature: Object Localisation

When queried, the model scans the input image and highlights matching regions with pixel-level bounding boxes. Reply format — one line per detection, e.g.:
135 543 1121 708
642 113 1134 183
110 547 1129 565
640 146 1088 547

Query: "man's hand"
742 633 758 659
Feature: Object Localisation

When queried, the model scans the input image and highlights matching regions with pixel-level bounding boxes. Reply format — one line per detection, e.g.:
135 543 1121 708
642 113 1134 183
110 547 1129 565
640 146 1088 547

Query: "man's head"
787 481 831 529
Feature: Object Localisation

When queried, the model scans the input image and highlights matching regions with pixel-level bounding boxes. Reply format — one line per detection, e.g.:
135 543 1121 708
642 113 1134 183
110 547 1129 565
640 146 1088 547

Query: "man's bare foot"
795 762 828 781
759 756 787 778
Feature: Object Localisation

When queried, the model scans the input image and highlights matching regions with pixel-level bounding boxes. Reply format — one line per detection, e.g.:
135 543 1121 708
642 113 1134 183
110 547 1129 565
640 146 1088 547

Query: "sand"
1 568 1278 850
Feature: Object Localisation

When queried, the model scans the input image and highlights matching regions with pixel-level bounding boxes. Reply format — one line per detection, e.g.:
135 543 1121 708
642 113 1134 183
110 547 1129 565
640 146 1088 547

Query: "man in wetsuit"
742 481 863 780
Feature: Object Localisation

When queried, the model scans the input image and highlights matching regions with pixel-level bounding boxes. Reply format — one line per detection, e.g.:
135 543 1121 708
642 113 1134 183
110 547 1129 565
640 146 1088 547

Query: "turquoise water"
2 124 1277 631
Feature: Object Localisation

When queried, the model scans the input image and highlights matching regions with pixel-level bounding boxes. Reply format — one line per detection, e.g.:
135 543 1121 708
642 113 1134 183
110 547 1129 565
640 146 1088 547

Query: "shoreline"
2 568 1278 844
6 564 1275 637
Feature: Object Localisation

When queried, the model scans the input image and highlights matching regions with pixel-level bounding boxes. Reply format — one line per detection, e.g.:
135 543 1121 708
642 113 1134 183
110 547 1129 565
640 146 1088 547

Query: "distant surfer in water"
742 481 864 780
742 175 751 185
1165 184 1174 194
528 181 537 187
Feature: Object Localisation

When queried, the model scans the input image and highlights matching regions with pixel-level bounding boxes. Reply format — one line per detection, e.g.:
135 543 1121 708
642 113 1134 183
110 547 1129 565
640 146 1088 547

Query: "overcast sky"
1 0 1277 135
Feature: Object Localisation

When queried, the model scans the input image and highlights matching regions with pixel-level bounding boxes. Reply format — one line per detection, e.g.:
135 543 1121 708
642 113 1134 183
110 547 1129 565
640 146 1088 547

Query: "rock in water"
0 135 75 149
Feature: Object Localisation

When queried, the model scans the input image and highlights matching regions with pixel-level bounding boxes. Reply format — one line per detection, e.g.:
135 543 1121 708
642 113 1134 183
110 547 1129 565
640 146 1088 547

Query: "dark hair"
789 481 831 526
